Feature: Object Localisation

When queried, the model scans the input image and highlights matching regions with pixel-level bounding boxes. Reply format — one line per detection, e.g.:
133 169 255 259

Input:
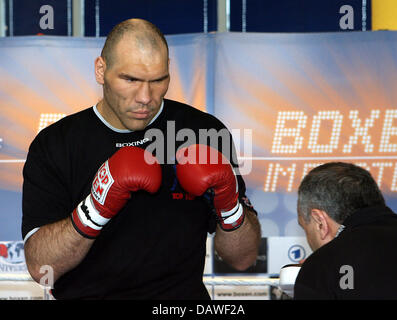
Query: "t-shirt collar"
93 100 164 133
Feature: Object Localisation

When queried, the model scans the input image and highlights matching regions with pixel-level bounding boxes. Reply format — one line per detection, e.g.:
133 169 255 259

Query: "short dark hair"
101 18 169 68
298 162 385 224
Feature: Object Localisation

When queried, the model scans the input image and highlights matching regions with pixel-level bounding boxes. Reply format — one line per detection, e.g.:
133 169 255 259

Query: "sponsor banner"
213 285 270 300
267 237 312 274
0 281 45 300
0 241 27 274
0 241 54 300
214 31 397 240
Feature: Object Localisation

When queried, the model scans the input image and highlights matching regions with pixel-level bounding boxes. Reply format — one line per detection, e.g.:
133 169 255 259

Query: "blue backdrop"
1 31 397 241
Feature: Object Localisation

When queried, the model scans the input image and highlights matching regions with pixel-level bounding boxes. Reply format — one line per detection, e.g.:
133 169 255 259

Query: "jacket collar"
342 205 396 229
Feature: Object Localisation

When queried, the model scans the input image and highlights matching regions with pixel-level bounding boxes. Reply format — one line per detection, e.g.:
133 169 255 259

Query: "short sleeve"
22 134 72 240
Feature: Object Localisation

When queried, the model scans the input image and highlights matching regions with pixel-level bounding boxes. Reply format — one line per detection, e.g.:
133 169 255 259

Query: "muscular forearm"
214 208 261 271
24 217 94 284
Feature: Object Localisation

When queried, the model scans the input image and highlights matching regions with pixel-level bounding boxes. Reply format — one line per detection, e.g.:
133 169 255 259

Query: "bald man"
22 19 261 299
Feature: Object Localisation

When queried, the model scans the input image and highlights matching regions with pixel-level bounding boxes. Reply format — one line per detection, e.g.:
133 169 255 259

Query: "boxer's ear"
310 209 329 240
95 56 106 85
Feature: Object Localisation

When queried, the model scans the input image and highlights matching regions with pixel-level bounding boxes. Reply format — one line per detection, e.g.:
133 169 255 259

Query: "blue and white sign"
288 245 306 263
0 241 27 273
267 237 312 274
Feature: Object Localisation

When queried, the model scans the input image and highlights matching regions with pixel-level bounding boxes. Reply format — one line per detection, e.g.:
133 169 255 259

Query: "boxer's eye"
119 74 140 82
125 77 139 83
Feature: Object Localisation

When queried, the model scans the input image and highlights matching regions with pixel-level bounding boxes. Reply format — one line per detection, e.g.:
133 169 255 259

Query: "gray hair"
298 162 385 224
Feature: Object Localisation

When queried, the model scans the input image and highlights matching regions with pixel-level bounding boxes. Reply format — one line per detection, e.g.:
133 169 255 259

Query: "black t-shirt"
22 99 249 299
294 205 397 299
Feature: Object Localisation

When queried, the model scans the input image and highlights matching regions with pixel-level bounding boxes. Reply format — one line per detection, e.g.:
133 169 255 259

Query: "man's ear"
310 209 330 240
95 56 106 85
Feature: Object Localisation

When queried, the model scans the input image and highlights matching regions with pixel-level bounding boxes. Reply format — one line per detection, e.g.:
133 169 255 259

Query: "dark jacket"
294 205 397 299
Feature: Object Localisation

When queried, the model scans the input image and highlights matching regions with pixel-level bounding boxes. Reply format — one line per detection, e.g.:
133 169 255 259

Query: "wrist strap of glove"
219 202 245 231
71 194 110 239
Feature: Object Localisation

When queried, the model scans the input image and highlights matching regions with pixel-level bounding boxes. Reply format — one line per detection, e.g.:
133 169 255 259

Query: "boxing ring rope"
203 276 279 287
0 273 279 286
0 273 281 300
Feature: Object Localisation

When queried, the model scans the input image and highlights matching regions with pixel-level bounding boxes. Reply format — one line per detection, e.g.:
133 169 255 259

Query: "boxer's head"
95 18 170 131
297 162 385 251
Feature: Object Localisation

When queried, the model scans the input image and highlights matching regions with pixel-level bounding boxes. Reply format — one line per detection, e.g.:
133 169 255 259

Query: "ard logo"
288 245 306 263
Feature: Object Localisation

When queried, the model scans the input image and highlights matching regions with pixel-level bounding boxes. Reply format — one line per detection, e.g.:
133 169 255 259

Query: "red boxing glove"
176 144 244 231
72 147 162 238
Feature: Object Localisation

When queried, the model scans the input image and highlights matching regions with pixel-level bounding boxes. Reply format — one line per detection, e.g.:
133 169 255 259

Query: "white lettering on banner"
37 113 66 133
380 110 397 153
264 163 296 192
272 109 397 154
263 161 397 192
308 111 343 153
272 111 307 154
264 109 397 192
343 110 380 153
